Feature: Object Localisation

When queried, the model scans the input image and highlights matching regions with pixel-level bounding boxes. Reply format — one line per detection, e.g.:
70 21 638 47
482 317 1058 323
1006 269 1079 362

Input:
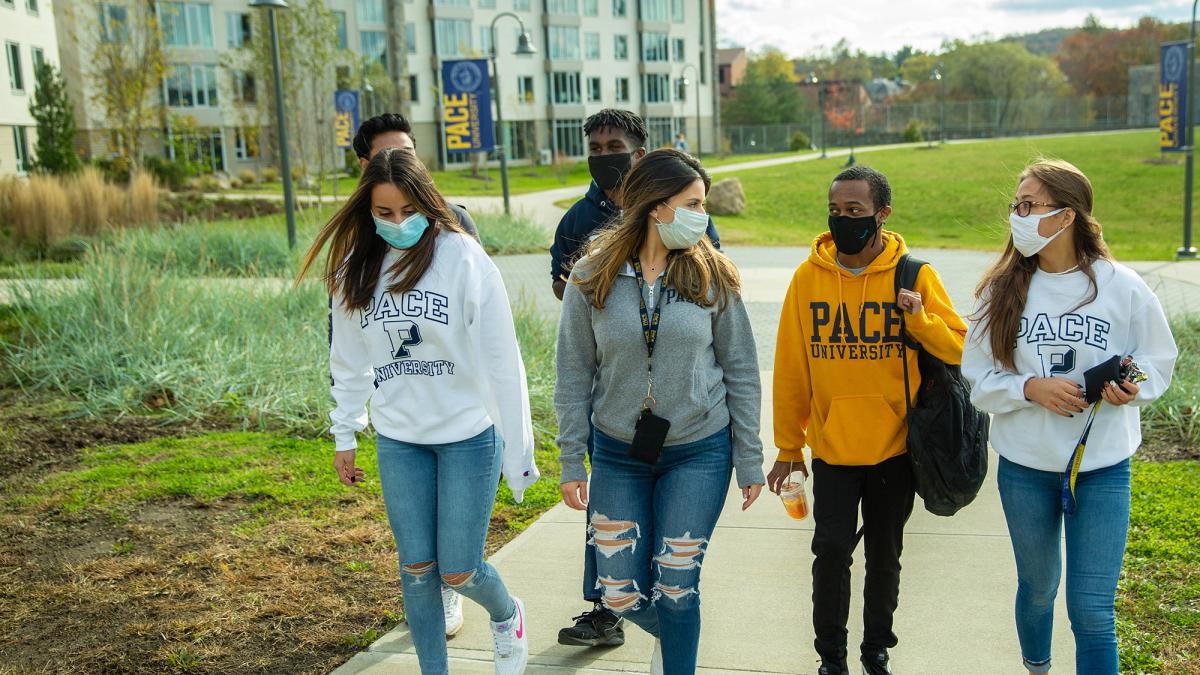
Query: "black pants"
811 454 915 661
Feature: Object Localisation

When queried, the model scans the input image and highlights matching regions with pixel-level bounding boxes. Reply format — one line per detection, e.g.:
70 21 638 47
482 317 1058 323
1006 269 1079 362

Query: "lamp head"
515 32 537 56
250 0 290 8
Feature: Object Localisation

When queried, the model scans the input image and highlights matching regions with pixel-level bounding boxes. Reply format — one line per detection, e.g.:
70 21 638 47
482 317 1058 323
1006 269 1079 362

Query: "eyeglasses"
1008 200 1060 218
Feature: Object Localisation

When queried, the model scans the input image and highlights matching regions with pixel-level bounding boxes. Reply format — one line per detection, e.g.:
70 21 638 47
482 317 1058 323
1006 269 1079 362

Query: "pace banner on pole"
1159 41 1188 153
441 58 494 154
334 90 360 150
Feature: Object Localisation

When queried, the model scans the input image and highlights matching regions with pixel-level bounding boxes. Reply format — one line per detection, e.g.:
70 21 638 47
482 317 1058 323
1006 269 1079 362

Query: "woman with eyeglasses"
961 159 1177 675
555 149 764 674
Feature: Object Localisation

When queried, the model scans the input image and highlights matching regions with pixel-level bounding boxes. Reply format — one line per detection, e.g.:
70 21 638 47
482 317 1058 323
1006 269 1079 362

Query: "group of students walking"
297 109 1179 675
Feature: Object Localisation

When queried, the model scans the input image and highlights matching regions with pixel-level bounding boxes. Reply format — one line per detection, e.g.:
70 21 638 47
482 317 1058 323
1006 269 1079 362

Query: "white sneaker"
490 596 528 675
442 585 464 637
650 637 663 675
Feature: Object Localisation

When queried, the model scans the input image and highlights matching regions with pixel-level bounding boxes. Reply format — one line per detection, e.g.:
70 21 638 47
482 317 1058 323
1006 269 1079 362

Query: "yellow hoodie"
774 230 967 467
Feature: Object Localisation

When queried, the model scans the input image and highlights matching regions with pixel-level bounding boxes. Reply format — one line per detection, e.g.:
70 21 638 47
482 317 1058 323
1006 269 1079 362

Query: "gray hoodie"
555 260 764 488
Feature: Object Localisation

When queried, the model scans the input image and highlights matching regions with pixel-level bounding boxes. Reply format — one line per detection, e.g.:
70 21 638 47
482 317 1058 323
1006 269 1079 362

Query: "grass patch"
1143 315 1200 454
717 130 1187 260
475 210 551 256
1117 459 1200 672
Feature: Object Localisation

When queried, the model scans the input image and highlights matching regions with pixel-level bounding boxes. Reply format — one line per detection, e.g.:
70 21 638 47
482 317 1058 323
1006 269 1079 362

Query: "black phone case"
1083 355 1121 404
629 410 671 465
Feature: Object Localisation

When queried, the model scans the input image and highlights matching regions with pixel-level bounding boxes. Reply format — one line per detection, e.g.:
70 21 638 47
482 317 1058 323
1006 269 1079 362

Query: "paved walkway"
332 247 1198 675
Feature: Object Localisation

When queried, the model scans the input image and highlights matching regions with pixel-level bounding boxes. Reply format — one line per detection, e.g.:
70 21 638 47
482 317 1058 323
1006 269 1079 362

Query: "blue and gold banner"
1159 41 1188 153
334 90 360 150
441 59 494 154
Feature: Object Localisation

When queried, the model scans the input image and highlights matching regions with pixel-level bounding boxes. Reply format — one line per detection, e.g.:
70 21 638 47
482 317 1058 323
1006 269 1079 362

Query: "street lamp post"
806 71 826 158
932 62 946 144
681 63 700 158
251 0 296 250
489 12 537 216
1181 0 1199 258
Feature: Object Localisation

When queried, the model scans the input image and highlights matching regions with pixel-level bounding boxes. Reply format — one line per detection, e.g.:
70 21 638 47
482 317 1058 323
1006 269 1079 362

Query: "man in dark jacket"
551 110 720 648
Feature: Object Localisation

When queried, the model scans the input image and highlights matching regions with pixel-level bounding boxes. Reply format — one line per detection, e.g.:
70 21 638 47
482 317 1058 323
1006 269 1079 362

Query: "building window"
226 12 251 48
161 3 214 48
672 37 684 62
361 31 386 64
6 41 22 92
587 76 601 102
30 46 44 73
615 76 629 102
479 26 492 55
478 0 496 7
409 74 419 102
167 126 225 173
551 71 580 104
640 0 667 22
435 19 471 57
232 70 256 103
642 32 668 62
612 0 626 18
642 73 669 103
434 0 471 5
356 0 384 24
98 3 129 43
334 11 347 49
12 126 28 173
613 35 628 60
405 23 416 53
583 0 598 15
164 63 219 107
584 32 600 60
517 75 534 103
547 0 578 15
548 26 579 60
508 119 535 159
674 77 686 101
25 0 36 14
514 0 530 10
234 127 258 159
670 0 683 22
646 116 673 148
554 118 584 158
0 0 12 8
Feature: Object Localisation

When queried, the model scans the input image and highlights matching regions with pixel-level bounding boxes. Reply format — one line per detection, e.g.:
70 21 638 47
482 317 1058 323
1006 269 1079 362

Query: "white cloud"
717 0 1194 56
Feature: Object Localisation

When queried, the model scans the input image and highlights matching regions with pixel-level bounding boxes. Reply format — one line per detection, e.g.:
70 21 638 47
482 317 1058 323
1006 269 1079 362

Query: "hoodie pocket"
820 395 903 464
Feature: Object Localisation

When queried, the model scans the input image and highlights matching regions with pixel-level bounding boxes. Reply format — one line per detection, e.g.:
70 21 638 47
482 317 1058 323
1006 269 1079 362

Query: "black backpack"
895 254 989 517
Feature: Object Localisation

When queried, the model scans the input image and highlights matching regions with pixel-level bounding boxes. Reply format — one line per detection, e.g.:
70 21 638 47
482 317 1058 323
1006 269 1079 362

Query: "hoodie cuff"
735 462 765 489
560 459 589 485
776 446 807 463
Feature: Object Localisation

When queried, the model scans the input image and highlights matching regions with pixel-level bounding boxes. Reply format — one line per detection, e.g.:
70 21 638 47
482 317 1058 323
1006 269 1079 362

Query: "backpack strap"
895 253 928 413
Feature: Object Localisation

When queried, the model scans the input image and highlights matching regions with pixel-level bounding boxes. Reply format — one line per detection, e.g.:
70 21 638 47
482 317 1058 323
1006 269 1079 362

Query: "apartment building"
1 0 60 176
50 0 716 174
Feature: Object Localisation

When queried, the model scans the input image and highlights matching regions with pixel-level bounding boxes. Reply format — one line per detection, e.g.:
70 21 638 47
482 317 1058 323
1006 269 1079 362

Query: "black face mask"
588 152 633 192
828 213 880 255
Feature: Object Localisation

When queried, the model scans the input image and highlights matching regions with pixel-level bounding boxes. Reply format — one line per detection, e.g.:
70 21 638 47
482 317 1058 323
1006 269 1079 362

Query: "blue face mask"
374 212 430 249
654 203 709 250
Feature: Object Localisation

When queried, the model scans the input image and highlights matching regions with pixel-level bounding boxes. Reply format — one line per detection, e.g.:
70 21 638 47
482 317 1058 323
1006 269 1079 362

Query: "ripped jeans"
377 427 517 675
588 426 732 675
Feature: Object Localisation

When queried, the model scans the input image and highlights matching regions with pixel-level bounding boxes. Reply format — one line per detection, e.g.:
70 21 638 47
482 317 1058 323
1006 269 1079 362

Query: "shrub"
237 169 258 185
229 177 243 190
71 167 118 235
904 119 925 144
143 155 193 192
789 130 812 152
128 172 161 227
474 211 551 256
8 174 71 248
106 222 295 276
192 174 221 193
261 167 280 183
93 156 130 183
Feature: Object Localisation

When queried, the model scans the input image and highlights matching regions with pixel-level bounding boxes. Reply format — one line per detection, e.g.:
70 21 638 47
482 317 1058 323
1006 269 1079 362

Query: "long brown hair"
573 149 741 309
973 158 1111 369
296 148 461 309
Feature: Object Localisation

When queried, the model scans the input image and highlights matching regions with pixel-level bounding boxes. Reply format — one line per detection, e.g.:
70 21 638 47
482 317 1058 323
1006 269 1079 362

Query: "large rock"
707 177 745 216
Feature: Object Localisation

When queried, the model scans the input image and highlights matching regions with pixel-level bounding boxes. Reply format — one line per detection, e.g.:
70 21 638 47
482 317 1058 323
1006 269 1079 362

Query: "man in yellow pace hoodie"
768 166 966 675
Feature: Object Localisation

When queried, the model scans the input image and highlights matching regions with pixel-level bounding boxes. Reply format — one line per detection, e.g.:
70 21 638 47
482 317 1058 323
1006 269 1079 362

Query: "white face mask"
654 203 709 250
1009 208 1067 258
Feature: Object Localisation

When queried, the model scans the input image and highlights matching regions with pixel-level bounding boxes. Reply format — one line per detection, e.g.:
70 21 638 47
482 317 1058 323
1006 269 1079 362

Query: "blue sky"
717 0 1194 56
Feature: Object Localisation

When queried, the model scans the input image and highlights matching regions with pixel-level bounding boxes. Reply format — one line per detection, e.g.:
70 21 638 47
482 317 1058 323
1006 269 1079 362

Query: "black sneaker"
557 604 625 647
817 658 849 675
860 650 893 675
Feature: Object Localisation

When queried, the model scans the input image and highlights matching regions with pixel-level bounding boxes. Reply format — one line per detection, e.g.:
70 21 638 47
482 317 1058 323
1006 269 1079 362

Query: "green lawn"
716 130 1189 260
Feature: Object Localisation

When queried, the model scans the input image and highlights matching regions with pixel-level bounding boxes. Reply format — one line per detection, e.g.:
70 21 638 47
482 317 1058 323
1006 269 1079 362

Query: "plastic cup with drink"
779 461 809 521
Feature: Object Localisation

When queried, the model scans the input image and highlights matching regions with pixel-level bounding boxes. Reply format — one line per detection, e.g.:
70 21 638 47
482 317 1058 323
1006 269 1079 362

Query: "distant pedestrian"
298 148 538 675
674 132 689 153
962 158 1177 675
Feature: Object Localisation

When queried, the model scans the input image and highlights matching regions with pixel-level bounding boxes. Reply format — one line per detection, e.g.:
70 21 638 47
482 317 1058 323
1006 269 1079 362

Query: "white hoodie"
962 259 1178 473
329 231 539 502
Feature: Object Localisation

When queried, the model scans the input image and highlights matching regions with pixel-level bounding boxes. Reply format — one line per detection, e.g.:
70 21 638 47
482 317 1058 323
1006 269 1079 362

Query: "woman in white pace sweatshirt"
962 159 1177 675
297 148 538 675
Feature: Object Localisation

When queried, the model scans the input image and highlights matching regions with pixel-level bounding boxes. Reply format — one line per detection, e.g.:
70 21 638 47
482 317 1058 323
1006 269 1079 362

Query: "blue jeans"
588 427 733 675
377 427 517 675
997 456 1131 675
583 422 599 602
